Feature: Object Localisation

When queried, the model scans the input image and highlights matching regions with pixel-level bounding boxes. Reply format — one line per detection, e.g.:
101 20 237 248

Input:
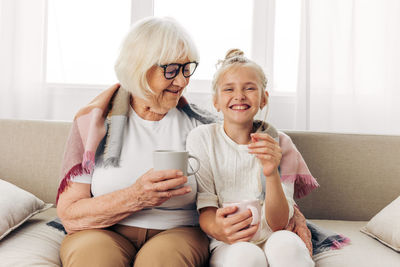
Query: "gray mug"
153 150 200 176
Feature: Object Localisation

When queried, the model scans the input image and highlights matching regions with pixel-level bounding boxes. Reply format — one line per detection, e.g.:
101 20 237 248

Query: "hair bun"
225 49 244 60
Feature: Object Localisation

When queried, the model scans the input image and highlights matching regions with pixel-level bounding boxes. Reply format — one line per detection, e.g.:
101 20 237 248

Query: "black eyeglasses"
159 61 199 80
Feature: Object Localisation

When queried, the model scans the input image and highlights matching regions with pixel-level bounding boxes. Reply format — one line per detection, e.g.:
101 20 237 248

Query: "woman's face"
145 58 191 114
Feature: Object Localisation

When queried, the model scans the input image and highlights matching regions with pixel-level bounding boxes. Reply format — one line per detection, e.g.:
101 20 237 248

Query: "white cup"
153 150 200 176
222 199 261 225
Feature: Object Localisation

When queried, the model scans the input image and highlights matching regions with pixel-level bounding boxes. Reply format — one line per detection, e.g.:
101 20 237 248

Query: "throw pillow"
0 179 52 240
360 196 400 252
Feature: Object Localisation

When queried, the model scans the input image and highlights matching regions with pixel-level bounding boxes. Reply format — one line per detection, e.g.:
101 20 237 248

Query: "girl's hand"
248 133 282 177
212 206 259 244
130 169 191 208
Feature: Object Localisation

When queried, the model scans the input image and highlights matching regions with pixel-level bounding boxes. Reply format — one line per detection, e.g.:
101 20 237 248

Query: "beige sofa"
0 119 399 266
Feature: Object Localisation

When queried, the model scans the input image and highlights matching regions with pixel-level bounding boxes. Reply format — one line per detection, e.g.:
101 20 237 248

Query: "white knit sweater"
186 123 295 248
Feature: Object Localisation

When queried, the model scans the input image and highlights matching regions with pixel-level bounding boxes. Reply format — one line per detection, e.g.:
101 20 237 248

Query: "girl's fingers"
256 154 272 160
248 141 276 150
230 224 259 242
249 148 282 160
229 215 254 233
248 147 277 155
250 133 277 143
256 152 281 161
225 209 252 225
249 142 281 152
216 206 238 218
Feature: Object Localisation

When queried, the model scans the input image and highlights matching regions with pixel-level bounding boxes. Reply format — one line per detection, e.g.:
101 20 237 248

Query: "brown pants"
60 225 209 267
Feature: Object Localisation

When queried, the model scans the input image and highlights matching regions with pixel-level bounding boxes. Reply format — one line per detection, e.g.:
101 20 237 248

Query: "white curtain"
0 0 47 120
297 0 400 134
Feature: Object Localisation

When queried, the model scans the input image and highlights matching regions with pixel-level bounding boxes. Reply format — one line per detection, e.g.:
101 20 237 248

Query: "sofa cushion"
0 179 52 240
360 196 400 252
0 208 64 266
311 220 400 267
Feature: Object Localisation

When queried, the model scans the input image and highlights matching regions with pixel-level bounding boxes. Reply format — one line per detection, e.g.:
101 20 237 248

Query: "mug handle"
187 154 200 176
248 206 260 225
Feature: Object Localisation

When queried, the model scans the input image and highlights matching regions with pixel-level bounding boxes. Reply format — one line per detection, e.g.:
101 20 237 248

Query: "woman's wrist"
124 185 146 212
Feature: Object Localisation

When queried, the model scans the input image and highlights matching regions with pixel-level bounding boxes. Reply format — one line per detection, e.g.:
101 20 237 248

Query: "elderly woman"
56 17 211 266
56 16 316 267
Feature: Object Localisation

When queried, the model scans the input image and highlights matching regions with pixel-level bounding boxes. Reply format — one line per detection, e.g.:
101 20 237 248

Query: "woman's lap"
60 229 135 267
60 226 209 267
134 226 209 267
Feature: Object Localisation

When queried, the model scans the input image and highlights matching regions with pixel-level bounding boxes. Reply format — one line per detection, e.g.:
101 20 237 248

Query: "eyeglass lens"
164 62 197 79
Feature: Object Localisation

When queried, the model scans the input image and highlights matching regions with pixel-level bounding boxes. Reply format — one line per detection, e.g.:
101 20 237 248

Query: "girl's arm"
264 169 290 230
249 132 290 231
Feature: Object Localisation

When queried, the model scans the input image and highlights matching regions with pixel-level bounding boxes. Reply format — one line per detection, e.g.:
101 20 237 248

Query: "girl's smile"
214 66 266 127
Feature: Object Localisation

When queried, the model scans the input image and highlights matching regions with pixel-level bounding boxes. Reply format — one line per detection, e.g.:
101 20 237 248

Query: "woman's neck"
223 120 253 145
131 97 167 121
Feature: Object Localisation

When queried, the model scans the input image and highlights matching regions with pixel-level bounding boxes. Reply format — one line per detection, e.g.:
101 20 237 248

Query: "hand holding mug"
223 200 261 225
212 200 261 244
131 168 191 208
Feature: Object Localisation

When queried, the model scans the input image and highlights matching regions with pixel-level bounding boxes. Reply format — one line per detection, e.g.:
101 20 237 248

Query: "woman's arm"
199 206 258 244
57 169 190 234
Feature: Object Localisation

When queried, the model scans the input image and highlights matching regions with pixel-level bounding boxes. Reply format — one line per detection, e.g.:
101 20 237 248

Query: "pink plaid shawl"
56 84 319 202
279 132 319 198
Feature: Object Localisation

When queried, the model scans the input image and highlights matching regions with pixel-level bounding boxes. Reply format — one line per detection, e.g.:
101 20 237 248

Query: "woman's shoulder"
254 120 279 142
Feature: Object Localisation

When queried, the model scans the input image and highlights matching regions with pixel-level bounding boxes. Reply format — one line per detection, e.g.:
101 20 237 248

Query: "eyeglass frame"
158 61 199 80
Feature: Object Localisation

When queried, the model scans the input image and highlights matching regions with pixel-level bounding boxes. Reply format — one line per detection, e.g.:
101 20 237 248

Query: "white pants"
209 230 315 267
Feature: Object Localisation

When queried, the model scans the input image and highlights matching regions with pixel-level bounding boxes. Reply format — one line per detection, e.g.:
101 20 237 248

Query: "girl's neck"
223 120 253 145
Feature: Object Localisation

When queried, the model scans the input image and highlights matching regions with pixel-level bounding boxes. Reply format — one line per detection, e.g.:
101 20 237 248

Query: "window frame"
44 0 296 118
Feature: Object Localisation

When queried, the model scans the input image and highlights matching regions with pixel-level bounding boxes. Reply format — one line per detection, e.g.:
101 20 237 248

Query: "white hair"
114 16 199 99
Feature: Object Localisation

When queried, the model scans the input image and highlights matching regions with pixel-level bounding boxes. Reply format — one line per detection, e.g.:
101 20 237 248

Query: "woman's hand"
200 206 259 244
285 206 313 256
57 168 191 233
130 168 192 208
248 133 282 177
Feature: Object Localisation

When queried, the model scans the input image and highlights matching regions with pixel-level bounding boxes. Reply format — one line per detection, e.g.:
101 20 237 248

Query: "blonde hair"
114 16 199 99
212 49 267 98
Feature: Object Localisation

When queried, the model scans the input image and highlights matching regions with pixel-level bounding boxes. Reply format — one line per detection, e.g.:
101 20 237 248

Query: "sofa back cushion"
0 119 71 204
288 131 400 221
1 119 399 221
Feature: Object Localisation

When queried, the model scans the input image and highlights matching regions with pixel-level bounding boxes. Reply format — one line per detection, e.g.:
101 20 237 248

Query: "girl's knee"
266 230 305 249
265 231 314 267
213 242 267 267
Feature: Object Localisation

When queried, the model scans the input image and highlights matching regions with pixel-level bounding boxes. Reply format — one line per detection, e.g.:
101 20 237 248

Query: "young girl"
186 49 315 267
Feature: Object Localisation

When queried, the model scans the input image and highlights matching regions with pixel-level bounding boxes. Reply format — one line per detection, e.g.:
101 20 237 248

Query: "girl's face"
214 65 266 127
